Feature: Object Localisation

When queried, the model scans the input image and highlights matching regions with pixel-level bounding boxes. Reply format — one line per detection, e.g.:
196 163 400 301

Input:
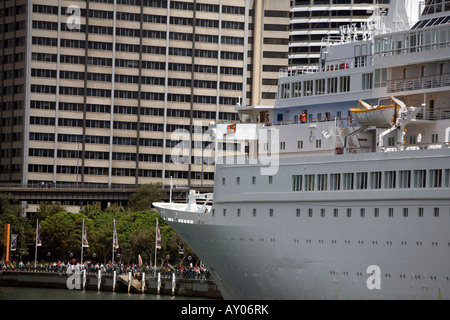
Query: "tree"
35 202 67 221
40 212 91 260
128 183 165 212
0 193 32 260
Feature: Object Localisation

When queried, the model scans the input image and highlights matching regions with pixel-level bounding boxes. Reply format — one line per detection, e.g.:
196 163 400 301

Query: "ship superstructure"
153 0 450 299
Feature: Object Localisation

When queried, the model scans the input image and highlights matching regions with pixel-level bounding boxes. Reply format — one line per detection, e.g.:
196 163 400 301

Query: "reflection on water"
0 286 203 300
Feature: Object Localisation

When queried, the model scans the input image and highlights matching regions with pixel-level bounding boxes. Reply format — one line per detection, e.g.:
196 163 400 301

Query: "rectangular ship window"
343 173 354 190
305 174 315 191
356 172 368 189
399 170 411 188
414 170 426 188
388 208 394 217
444 169 450 187
418 207 423 217
292 175 302 191
374 208 379 217
434 207 440 217
384 171 396 189
296 208 301 217
330 173 340 190
429 169 442 188
370 171 382 189
269 208 274 217
317 174 327 190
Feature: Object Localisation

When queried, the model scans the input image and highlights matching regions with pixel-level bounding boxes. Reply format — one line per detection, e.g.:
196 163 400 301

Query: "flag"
113 219 119 249
138 254 142 267
36 221 42 246
82 220 89 248
156 219 161 249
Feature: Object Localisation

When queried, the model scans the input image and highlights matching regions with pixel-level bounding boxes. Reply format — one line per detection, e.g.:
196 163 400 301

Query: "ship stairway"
336 117 360 149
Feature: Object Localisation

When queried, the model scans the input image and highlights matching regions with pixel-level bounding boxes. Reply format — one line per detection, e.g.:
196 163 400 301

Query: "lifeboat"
350 99 399 127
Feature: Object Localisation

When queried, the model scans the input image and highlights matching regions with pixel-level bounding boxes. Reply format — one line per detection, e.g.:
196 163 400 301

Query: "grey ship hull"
154 149 450 299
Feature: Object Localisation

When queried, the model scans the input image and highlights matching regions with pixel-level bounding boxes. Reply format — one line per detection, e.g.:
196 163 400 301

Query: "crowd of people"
0 259 211 280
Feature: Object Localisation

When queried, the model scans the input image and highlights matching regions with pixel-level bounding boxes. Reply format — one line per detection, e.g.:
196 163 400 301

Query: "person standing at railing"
299 111 307 123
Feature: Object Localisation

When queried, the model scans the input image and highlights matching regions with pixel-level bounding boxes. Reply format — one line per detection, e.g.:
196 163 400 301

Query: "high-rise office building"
0 0 290 195
289 0 390 69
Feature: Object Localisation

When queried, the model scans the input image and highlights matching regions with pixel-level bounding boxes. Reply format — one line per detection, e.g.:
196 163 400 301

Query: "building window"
403 208 408 217
269 209 274 217
296 208 301 217
418 207 424 217
308 208 313 217
347 208 352 217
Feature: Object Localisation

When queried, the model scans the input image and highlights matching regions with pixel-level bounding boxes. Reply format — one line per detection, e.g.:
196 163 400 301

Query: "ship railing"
215 116 351 127
378 142 450 152
387 72 450 94
279 55 372 78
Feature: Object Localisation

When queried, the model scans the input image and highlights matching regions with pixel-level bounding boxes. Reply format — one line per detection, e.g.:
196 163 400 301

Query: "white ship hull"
154 148 450 299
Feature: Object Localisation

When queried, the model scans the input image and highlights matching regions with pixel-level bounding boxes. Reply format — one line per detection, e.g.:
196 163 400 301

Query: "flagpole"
34 219 38 269
112 218 115 265
81 218 84 265
154 219 158 277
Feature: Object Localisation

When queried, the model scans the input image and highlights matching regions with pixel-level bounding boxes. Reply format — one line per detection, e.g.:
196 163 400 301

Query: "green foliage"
1 190 197 267
35 201 67 221
0 193 33 259
127 183 165 212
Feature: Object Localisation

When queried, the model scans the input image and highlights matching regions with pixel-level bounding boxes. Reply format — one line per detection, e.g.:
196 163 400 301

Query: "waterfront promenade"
0 262 222 299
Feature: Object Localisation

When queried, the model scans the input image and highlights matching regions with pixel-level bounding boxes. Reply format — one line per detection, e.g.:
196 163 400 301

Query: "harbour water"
0 285 204 300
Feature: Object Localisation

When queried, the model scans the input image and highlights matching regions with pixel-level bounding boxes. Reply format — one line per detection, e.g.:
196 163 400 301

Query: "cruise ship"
153 0 450 299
